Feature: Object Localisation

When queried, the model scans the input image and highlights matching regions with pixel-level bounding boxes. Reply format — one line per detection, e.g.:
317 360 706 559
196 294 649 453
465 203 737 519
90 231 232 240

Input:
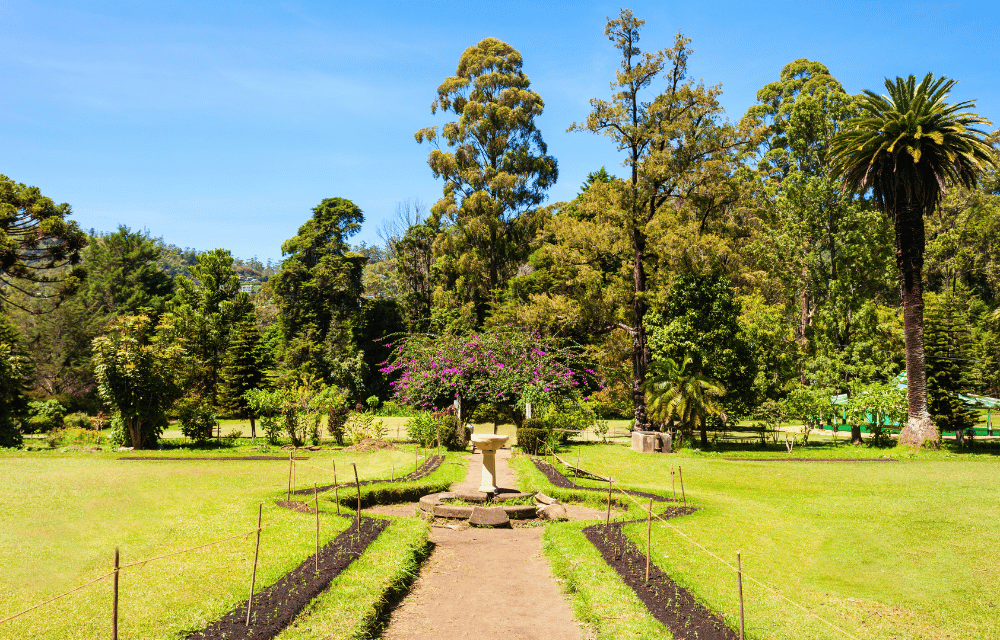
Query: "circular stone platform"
418 491 538 524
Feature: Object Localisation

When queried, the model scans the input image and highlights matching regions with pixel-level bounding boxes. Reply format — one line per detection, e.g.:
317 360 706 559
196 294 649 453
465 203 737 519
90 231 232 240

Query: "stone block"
469 506 510 527
434 504 474 519
631 431 657 453
534 492 558 505
658 433 672 453
536 503 569 521
503 504 538 519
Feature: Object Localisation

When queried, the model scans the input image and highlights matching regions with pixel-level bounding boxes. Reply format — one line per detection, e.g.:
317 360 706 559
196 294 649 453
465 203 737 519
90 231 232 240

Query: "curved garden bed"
186 515 389 640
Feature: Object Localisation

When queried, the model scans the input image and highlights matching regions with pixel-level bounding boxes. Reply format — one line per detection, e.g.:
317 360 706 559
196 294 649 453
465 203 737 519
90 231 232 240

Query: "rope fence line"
0 570 116 626
607 478 863 640
1 451 412 633
0 499 330 630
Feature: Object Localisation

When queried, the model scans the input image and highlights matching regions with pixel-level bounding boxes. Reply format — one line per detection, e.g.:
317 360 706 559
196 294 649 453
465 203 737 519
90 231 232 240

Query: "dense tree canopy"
416 37 558 326
4 16 1000 454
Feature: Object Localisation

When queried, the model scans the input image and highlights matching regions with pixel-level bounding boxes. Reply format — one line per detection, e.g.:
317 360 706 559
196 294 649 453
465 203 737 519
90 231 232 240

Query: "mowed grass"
0 446 449 639
536 444 1000 640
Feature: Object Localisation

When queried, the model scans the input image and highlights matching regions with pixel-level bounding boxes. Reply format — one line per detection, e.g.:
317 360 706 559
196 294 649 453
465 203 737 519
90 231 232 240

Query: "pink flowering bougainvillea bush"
380 328 597 418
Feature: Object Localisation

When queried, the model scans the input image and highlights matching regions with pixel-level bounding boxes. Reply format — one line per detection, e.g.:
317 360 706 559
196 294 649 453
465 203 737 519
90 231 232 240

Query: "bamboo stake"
606 478 612 526
679 465 686 507
576 446 580 479
352 463 361 532
645 497 653 583
112 547 119 640
286 451 293 501
333 460 340 515
314 484 320 572
738 551 745 640
245 504 262 626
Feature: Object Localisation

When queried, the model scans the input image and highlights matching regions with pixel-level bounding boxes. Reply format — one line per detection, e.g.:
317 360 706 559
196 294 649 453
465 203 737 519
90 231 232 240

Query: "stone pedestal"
471 434 509 493
632 431 671 453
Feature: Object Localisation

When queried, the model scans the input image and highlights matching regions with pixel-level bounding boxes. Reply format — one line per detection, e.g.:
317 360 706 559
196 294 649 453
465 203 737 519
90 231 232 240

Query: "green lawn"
533 443 1000 640
0 446 454 640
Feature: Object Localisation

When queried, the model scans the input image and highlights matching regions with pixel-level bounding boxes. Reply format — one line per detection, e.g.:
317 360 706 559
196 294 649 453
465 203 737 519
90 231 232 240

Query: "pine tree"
218 318 271 438
924 293 976 445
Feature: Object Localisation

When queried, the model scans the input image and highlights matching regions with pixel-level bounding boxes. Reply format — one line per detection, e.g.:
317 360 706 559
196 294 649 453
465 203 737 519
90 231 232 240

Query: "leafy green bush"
63 412 91 429
406 412 435 446
436 414 466 450
405 411 466 449
175 399 218 443
26 414 58 434
540 401 594 445
25 400 66 433
516 427 548 455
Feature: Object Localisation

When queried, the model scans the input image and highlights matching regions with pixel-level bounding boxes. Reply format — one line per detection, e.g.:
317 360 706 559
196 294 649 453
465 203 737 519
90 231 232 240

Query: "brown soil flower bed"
119 456 310 461
583 509 737 640
723 458 899 462
343 438 398 453
290 454 444 496
186 515 389 640
531 458 671 502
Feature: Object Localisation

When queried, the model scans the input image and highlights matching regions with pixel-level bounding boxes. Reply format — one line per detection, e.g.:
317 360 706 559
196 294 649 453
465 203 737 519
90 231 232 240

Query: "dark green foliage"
516 426 547 455
0 325 27 446
218 317 270 435
436 414 466 450
647 274 756 419
81 227 175 317
169 249 253 408
0 175 86 312
23 399 65 433
349 298 405 401
174 397 218 443
271 197 366 379
62 412 90 429
416 37 558 325
925 294 977 443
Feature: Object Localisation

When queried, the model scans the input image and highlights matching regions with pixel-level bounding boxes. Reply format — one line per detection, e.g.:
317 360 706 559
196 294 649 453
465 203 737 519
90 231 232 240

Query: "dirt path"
379 449 592 640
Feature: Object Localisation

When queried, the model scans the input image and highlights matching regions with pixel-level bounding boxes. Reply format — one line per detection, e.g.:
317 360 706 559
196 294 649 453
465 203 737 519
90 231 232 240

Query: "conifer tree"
218 317 270 438
924 293 976 445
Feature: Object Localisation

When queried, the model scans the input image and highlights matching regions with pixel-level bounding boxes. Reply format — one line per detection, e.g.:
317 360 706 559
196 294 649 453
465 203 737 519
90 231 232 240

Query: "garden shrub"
406 412 436 446
63 412 91 429
175 399 218 443
405 411 466 450
25 400 66 433
26 414 58 434
436 414 466 450
517 427 548 455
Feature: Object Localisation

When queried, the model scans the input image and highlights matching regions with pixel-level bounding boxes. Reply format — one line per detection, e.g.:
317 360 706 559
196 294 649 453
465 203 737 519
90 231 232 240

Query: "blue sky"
4 0 999 263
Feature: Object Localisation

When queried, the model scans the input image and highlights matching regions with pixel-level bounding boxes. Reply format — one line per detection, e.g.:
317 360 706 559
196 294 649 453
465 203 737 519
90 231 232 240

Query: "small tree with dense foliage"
381 328 591 430
92 315 185 449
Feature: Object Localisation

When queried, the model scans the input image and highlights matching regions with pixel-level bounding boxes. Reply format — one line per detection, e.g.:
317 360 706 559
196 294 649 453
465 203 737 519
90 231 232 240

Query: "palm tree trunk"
699 414 708 449
894 204 939 447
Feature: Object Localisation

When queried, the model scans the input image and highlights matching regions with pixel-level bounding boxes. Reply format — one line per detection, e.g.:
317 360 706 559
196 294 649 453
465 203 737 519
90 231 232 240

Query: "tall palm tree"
646 356 726 448
829 74 994 447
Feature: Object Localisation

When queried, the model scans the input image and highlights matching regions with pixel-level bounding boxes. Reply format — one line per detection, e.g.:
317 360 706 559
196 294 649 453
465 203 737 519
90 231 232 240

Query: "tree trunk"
851 424 862 445
127 417 144 450
699 414 708 449
631 229 651 431
893 204 939 447
249 416 256 439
